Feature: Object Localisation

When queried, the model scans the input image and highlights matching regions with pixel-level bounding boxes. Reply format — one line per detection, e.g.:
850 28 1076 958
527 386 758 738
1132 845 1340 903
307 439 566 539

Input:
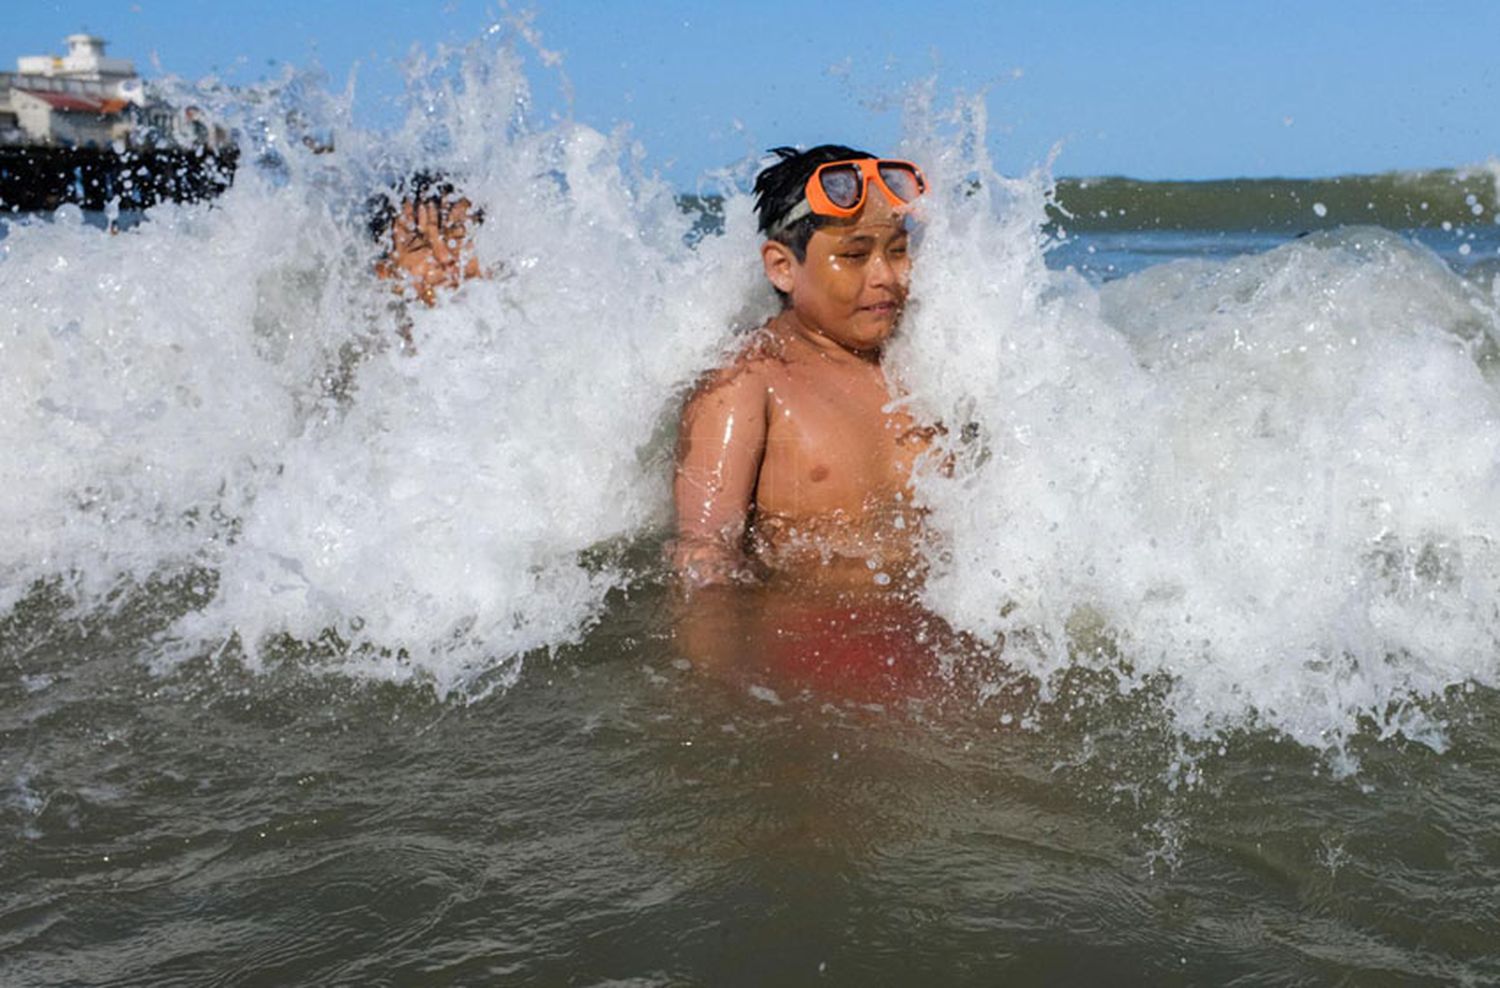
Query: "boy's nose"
867 251 902 288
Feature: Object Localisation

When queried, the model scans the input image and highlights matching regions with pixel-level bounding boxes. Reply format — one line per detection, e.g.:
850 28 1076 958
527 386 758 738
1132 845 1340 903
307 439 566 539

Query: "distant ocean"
1049 169 1500 283
679 166 1500 284
3 38 1500 987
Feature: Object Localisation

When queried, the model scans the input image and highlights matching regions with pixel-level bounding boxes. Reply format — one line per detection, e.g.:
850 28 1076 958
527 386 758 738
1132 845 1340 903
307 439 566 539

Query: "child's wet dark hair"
753 144 874 261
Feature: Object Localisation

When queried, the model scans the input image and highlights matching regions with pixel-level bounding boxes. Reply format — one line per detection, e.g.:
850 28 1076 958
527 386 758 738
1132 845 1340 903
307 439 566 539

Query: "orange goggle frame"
770 158 927 234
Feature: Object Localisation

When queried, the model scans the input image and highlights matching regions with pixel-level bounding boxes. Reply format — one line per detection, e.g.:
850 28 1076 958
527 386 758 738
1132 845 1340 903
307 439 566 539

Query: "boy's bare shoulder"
686 326 789 402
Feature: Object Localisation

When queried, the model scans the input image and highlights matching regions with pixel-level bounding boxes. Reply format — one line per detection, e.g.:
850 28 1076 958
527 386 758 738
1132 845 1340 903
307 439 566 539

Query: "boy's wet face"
782 196 913 352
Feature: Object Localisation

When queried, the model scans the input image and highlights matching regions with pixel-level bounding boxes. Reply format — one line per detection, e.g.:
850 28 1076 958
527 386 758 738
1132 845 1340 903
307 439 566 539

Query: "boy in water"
672 145 933 591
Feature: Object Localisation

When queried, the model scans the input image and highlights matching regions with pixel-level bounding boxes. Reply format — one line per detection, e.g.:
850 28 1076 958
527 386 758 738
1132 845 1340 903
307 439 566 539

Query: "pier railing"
0 144 237 213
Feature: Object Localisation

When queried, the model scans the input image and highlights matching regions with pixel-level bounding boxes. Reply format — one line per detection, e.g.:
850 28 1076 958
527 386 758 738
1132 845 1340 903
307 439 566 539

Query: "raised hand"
377 195 480 306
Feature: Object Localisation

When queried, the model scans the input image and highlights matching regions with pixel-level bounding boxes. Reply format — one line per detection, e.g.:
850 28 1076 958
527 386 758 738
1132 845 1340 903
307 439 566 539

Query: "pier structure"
0 36 236 212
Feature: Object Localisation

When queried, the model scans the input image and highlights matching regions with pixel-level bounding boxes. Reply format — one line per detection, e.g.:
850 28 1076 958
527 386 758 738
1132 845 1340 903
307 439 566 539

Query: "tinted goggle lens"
817 165 864 209
878 163 922 202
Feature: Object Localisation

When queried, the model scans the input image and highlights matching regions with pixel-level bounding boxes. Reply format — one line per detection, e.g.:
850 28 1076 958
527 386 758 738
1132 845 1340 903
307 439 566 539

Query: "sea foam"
4 34 1500 754
892 94 1500 753
2 38 765 695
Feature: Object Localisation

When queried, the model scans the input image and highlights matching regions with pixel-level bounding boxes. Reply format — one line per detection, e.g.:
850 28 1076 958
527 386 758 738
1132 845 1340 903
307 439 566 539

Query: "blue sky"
9 1 1498 185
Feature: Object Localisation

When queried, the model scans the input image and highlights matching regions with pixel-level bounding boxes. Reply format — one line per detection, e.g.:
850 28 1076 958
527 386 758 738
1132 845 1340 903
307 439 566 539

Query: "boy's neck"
774 310 882 365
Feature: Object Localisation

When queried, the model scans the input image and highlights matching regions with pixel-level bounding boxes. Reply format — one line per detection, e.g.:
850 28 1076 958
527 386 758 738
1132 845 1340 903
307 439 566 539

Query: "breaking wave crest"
4 33 1500 759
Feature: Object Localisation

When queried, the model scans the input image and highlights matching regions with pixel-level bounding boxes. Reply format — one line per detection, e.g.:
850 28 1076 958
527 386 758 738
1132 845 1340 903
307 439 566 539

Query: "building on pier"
0 35 222 150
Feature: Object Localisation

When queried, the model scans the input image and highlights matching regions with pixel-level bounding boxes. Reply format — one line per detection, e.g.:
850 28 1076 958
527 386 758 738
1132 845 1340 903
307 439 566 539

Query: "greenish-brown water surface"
4 576 1499 986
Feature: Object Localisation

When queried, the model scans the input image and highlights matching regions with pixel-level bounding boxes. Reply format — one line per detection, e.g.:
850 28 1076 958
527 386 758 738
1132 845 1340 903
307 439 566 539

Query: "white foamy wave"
8 32 1500 746
1 36 768 694
893 101 1500 754
0 198 325 611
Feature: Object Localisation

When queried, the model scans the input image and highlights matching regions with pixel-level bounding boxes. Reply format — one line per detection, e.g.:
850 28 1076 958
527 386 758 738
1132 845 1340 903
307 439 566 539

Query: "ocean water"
5 37 1500 986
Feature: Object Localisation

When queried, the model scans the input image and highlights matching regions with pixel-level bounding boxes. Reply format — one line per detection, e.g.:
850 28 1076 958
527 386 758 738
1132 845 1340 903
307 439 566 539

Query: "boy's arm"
672 365 768 587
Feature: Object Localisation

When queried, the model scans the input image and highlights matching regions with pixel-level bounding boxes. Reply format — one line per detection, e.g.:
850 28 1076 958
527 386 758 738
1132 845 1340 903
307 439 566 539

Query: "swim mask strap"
766 198 815 238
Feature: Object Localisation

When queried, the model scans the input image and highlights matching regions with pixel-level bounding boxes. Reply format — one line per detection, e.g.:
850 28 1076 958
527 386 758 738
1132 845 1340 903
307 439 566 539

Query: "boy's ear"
760 240 797 295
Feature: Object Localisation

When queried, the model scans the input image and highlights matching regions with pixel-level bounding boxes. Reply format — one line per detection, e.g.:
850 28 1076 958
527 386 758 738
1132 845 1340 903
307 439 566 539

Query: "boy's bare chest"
757 364 928 508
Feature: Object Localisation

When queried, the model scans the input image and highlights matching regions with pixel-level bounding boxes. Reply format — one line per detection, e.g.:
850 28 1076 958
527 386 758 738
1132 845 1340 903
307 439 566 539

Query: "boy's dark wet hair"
753 144 874 261
366 170 482 246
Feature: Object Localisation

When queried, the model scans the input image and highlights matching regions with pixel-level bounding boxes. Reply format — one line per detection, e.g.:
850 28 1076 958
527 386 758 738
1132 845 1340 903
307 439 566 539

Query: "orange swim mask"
769 158 927 234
